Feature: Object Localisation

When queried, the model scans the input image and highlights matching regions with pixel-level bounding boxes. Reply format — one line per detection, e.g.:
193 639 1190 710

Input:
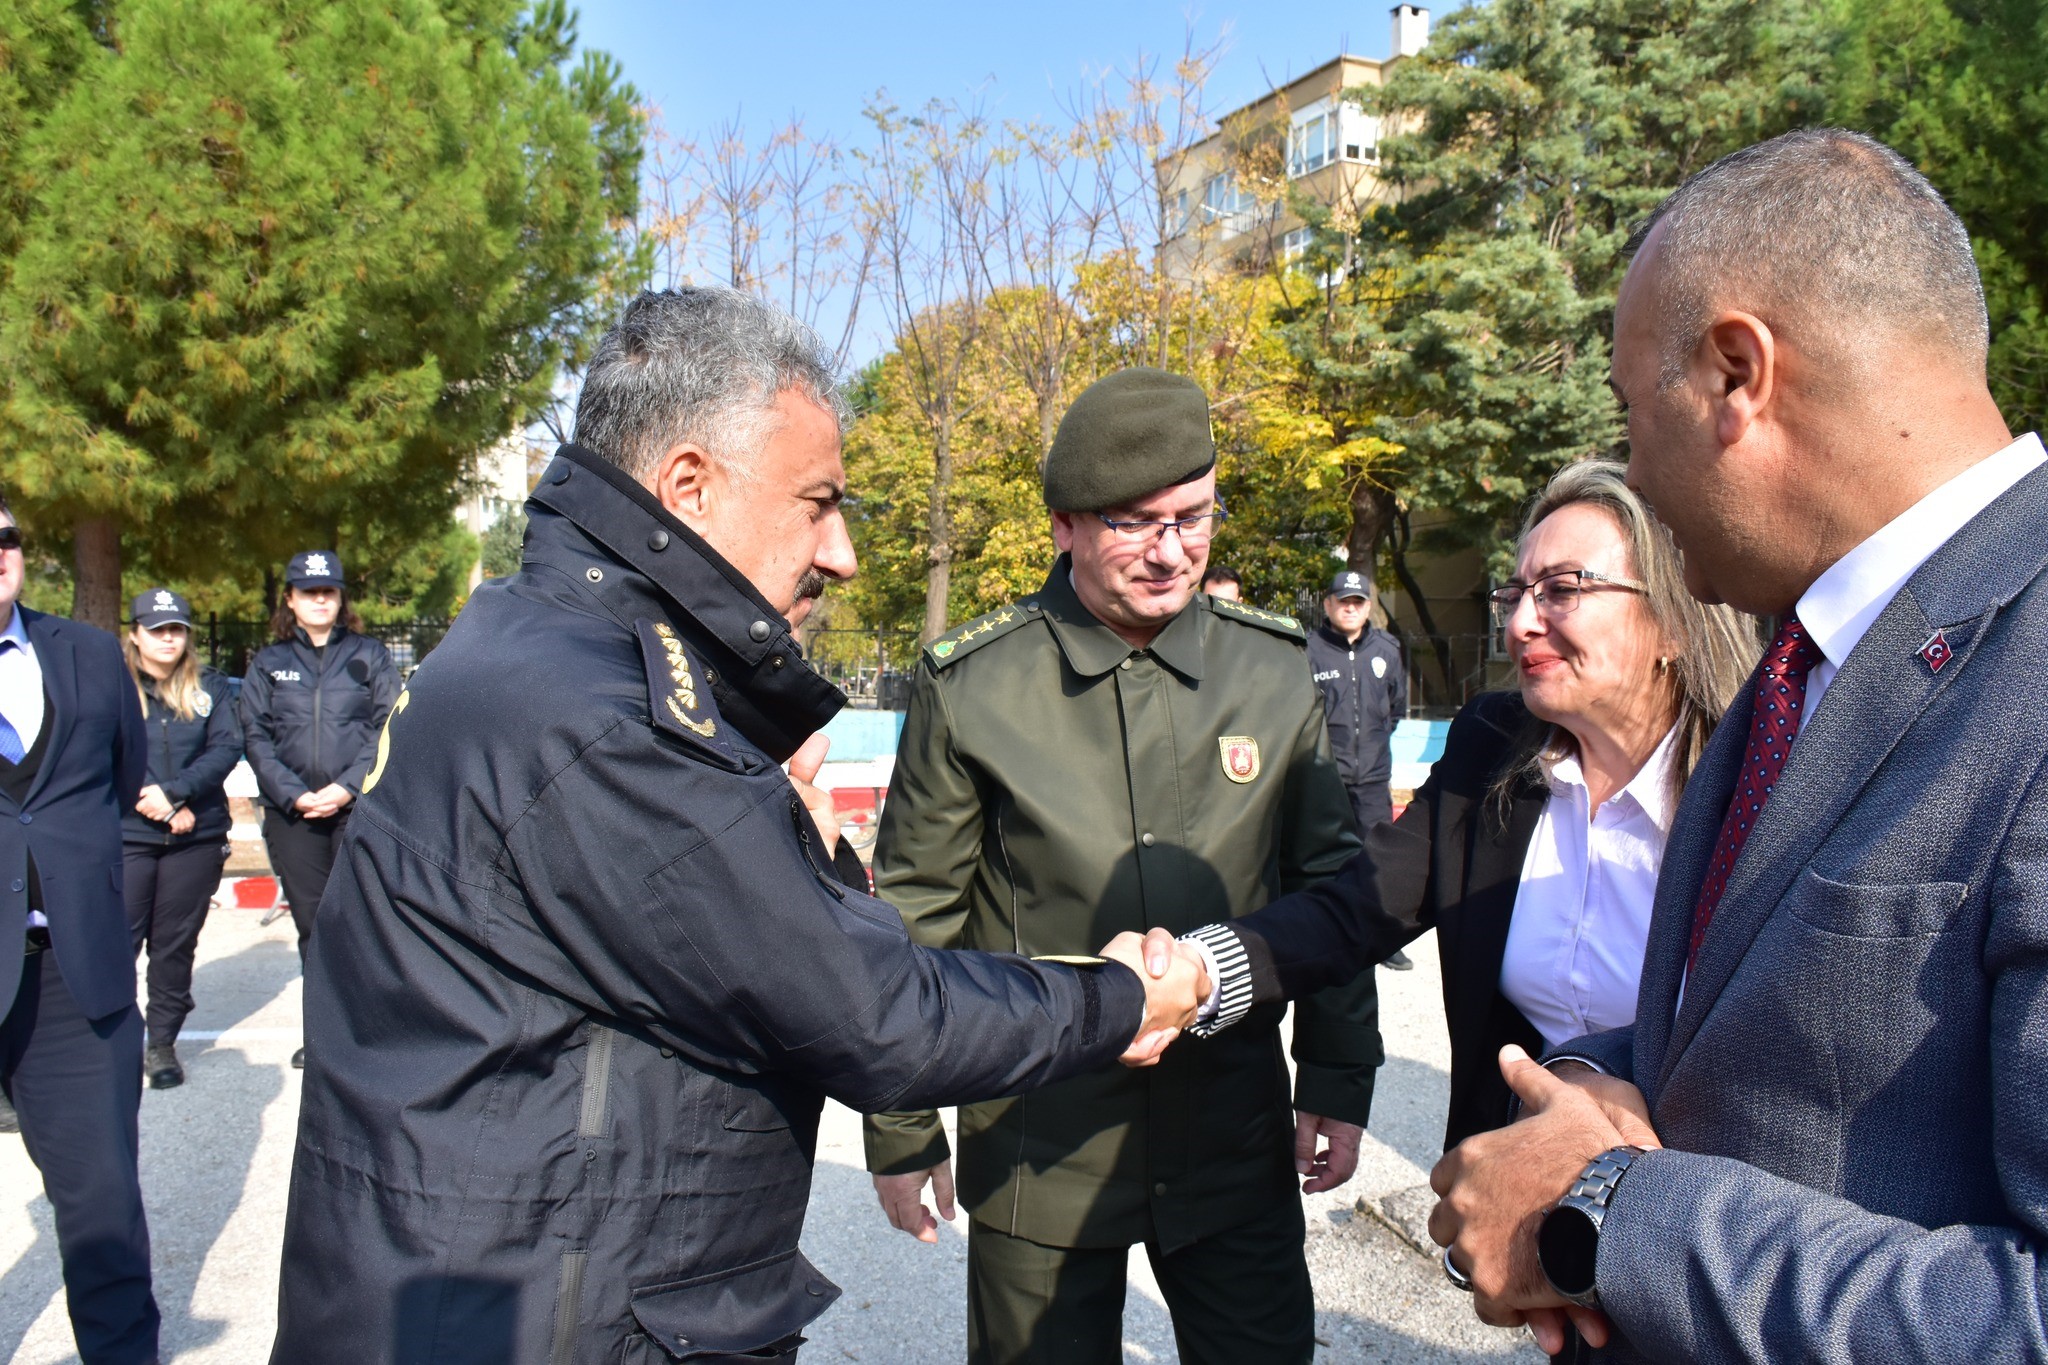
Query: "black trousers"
124 840 227 1048
1346 780 1393 837
964 1199 1314 1365
261 807 349 958
1 946 159 1364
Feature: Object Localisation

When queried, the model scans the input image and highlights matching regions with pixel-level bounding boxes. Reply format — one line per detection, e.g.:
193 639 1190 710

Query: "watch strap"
1542 1144 1646 1308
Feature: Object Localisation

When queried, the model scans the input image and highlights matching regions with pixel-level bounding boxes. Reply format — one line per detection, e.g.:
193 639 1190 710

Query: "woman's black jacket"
123 667 243 847
240 628 401 813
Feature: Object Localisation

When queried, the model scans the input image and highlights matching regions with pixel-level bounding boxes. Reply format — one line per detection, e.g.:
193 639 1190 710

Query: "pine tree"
0 0 644 627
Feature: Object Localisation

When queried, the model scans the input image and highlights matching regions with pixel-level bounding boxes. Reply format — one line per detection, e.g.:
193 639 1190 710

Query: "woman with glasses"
121 590 242 1090
1182 460 1757 1155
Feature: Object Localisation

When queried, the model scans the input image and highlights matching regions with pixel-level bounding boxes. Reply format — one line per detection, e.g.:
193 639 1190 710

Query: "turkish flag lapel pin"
1919 629 1953 673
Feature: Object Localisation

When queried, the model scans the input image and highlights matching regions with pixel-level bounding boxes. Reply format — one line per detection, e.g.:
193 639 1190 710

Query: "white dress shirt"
0 605 44 754
1500 726 1679 1050
1798 431 2046 719
0 605 48 929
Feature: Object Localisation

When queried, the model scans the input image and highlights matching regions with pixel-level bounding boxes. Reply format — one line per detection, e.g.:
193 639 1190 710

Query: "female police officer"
122 589 242 1089
239 552 398 1068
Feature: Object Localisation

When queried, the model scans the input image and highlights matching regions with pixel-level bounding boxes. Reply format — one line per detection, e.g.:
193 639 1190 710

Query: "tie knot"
1764 616 1823 678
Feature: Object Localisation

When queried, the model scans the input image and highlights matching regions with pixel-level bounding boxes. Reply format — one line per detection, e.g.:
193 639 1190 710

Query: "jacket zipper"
790 798 845 899
308 639 325 785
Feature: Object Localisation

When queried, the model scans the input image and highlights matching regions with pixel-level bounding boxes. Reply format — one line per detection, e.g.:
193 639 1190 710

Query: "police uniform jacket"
121 668 241 847
239 626 399 811
1306 622 1406 791
270 444 1145 1365
863 560 1380 1252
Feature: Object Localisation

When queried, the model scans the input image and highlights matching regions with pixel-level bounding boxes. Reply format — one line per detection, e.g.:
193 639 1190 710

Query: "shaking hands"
1100 928 1209 1067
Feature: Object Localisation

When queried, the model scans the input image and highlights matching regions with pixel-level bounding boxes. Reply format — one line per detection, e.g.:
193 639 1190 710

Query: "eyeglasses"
1488 568 1646 623
1096 501 1229 546
0 527 20 552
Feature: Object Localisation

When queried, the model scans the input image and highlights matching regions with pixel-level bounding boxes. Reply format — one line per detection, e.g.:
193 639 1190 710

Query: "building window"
1203 172 1253 219
1289 113 1333 177
1282 227 1313 262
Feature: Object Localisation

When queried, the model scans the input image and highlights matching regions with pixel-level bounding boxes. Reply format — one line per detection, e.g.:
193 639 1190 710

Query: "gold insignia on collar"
1219 735 1261 784
933 640 957 658
654 624 716 737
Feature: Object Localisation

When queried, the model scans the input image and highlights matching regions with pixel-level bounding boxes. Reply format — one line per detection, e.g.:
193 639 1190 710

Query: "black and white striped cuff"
1183 923 1254 1037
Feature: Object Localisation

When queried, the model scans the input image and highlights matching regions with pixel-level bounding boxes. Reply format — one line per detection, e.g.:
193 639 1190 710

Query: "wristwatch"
1536 1145 1645 1309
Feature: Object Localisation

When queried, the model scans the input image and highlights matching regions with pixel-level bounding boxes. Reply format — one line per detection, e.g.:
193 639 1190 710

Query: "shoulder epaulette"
925 601 1037 669
636 618 741 767
1207 595 1306 641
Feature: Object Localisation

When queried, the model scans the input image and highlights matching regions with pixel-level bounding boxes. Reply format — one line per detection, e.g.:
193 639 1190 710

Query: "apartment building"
1156 5 1431 277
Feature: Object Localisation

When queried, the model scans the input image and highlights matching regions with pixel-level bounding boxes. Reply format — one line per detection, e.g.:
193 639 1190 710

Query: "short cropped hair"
1201 566 1241 589
1626 129 1988 385
573 288 848 483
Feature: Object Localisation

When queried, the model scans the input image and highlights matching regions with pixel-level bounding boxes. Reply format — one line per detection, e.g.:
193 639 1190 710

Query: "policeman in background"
1306 569 1411 969
865 368 1383 1364
269 289 1204 1365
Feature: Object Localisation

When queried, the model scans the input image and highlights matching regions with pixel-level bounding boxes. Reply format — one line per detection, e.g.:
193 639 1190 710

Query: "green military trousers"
963 1199 1315 1365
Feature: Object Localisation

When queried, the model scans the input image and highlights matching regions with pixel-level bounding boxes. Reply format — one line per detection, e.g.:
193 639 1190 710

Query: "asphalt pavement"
0 909 1539 1364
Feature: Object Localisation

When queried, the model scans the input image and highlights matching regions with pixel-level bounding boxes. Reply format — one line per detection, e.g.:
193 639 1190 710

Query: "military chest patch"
1219 735 1261 784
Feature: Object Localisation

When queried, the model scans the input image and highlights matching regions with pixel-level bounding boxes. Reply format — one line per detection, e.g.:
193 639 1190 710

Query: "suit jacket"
1227 689 1554 1150
1555 460 2048 1363
0 608 147 1021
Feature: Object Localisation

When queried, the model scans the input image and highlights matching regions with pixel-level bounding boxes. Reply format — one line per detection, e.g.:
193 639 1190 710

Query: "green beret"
1042 368 1216 512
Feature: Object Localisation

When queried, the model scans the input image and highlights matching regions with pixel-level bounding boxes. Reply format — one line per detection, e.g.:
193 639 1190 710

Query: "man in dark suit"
0 492 158 1363
1417 129 2048 1360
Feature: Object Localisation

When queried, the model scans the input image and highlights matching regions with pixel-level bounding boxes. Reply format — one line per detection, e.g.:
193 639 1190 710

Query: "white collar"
1543 722 1681 831
0 606 26 650
1798 432 2046 669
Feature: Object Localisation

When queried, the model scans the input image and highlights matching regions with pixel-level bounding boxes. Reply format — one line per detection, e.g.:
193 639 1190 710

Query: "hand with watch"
1427 1046 1662 1357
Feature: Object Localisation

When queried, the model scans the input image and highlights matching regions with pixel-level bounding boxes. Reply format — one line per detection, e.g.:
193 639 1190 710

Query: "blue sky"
573 1 1406 153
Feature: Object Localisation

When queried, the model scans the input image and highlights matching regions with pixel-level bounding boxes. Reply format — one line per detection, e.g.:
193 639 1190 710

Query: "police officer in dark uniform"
268 289 1205 1365
864 369 1383 1365
1307 570 1411 969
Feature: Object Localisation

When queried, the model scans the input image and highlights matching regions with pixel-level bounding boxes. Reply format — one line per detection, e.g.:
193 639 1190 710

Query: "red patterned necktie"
1688 616 1824 971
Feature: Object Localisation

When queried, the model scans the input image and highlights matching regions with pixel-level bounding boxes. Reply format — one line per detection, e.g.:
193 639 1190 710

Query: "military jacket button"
1119 658 1133 670
648 530 671 551
659 1047 674 1059
17 813 29 825
585 567 604 583
1141 832 1155 847
1153 1182 1168 1196
749 620 772 642
8 879 20 893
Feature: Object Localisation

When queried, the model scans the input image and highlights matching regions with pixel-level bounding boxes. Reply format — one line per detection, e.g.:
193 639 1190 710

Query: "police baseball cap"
1327 570 1373 600
287 550 345 588
131 588 192 630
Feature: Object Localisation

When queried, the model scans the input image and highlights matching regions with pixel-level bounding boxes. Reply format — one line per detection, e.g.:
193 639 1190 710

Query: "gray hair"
1490 459 1759 820
1626 129 1988 388
573 288 849 483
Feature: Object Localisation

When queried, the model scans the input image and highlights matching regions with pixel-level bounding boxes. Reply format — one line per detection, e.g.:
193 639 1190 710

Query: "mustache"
793 570 828 603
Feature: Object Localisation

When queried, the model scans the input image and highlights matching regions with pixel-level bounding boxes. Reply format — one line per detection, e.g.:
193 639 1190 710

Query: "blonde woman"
1176 460 1758 1146
122 589 241 1090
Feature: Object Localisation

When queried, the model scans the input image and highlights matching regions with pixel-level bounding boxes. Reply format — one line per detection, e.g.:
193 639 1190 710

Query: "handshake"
1099 928 1209 1067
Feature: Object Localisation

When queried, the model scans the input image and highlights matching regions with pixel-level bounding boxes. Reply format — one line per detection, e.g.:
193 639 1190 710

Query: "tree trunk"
72 516 122 631
1345 481 1397 571
920 422 956 644
1389 505 1457 698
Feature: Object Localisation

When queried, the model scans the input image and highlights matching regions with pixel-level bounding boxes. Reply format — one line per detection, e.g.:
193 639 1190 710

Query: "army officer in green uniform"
863 368 1383 1364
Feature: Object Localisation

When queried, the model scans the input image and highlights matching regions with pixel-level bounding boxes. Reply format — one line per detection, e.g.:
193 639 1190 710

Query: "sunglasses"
0 527 20 552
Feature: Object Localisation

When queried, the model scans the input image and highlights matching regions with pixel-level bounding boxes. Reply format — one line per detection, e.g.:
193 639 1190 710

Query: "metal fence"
800 629 923 707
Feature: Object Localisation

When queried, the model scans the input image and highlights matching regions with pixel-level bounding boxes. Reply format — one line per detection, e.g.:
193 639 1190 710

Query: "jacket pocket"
1784 868 1968 939
624 1250 839 1361
722 1076 793 1134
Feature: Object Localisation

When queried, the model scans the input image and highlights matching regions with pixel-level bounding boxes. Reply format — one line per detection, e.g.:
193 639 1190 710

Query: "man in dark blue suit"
0 491 159 1364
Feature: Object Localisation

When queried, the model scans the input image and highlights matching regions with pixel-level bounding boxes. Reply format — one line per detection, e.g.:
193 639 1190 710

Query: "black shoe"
146 1045 185 1090
1382 949 1415 971
0 1092 16 1134
291 1047 306 1070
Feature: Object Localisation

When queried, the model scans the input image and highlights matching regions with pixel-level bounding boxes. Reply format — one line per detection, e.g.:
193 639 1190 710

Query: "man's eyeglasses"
1488 568 1646 622
1096 501 1229 546
0 527 20 553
